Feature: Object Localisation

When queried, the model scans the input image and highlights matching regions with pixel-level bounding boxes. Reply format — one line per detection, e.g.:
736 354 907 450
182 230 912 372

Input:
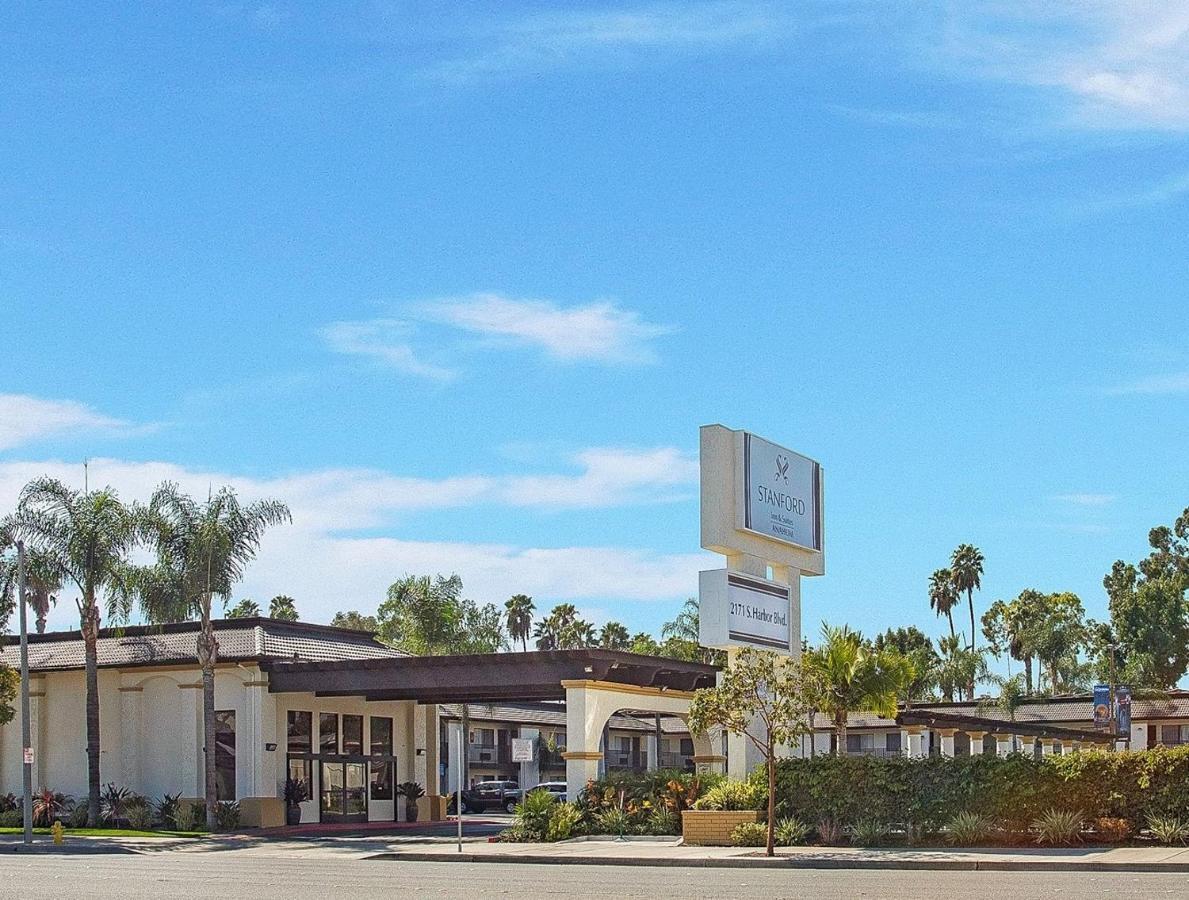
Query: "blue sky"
2 2 1188 661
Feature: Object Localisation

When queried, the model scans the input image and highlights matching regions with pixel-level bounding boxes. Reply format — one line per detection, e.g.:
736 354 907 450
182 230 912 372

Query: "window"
288 711 312 753
370 761 393 800
371 717 393 756
474 728 495 748
288 758 312 798
343 715 363 755
679 738 694 756
215 710 236 802
320 713 339 755
885 732 902 753
1160 724 1189 745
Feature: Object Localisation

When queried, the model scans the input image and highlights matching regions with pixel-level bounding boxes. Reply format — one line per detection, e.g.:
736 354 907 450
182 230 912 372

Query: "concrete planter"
681 809 760 846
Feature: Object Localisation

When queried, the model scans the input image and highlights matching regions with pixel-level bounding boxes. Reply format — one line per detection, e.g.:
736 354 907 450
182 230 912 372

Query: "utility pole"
1108 644 1118 751
17 540 33 845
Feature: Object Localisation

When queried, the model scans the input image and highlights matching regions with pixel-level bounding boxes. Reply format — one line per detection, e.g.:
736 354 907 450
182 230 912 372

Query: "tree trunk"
834 711 847 757
967 592 976 701
765 750 776 857
947 611 955 640
81 596 101 827
198 612 220 832
1024 655 1033 695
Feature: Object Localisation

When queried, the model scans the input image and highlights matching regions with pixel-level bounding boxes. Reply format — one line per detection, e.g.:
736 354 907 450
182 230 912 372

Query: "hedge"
761 747 1189 832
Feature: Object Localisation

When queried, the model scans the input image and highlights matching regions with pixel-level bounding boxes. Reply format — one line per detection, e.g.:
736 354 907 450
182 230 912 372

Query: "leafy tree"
928 568 958 639
805 623 911 754
224 598 261 618
533 603 593 650
0 542 61 635
1029 591 1087 693
628 632 660 656
0 663 14 728
936 633 986 702
9 477 143 826
377 573 505 654
980 673 1027 723
982 590 1045 695
598 621 630 650
660 597 709 663
269 594 299 621
504 594 535 652
138 482 290 830
330 610 378 632
687 648 818 857
455 599 506 654
872 626 938 705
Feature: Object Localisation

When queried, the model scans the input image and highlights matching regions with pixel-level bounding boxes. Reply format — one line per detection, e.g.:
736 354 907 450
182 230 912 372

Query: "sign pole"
455 721 463 853
17 540 33 846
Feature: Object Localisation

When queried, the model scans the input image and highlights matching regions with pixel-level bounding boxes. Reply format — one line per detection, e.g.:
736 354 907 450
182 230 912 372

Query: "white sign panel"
741 431 822 552
699 568 792 653
511 738 534 763
23 746 34 766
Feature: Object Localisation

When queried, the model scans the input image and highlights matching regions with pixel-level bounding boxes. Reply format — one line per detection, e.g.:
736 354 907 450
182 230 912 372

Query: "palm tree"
0 541 62 634
928 568 958 639
224 598 261 618
599 621 630 650
139 482 290 830
10 477 142 825
950 544 984 653
504 594 535 652
936 633 987 702
805 623 911 755
269 595 298 621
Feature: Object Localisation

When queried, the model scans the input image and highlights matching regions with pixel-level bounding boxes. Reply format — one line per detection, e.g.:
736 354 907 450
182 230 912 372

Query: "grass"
0 827 202 838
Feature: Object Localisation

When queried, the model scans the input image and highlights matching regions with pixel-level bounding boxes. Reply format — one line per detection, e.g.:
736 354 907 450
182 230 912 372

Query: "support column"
937 728 957 759
903 726 926 758
1016 735 1035 757
993 733 1013 757
965 731 986 756
412 703 429 790
446 721 463 794
423 705 440 796
563 684 604 791
28 679 46 790
118 686 143 794
1069 740 1081 753
1041 739 1060 757
519 727 540 789
177 681 204 800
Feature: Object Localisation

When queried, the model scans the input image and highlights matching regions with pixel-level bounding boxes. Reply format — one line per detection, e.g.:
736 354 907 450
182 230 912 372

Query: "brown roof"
0 618 405 672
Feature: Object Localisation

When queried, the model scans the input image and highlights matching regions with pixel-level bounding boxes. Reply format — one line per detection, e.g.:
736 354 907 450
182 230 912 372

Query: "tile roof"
0 617 404 672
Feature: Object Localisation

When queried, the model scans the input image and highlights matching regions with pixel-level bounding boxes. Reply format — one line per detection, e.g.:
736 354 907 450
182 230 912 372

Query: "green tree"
598 621 630 650
687 648 818 857
139 482 291 830
0 663 14 728
224 598 261 618
1 540 62 634
950 544 984 654
936 633 986 702
872 626 938 705
378 574 465 653
330 610 378 632
660 597 707 662
10 477 143 825
806 623 911 754
982 590 1045 695
504 594 535 652
533 603 593 650
269 594 299 621
980 673 1027 723
628 632 660 656
928 568 958 639
1030 591 1087 693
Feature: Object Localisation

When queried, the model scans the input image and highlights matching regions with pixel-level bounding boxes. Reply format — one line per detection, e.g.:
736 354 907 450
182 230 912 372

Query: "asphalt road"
2 854 1187 899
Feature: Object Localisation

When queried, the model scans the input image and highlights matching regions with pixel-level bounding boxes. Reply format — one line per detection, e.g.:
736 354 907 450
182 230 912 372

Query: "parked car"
448 779 521 814
519 781 567 805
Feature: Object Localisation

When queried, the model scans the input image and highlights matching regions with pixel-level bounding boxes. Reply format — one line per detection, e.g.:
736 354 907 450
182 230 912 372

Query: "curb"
366 851 1189 872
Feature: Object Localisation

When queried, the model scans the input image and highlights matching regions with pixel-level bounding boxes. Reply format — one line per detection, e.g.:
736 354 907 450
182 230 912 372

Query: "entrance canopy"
261 649 719 705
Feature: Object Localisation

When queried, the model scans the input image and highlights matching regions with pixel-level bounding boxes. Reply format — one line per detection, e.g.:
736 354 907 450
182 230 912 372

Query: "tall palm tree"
269 594 298 621
224 598 261 618
504 594 535 652
950 544 984 653
599 621 630 650
0 541 62 634
928 568 958 639
139 482 290 830
805 623 911 755
10 477 142 825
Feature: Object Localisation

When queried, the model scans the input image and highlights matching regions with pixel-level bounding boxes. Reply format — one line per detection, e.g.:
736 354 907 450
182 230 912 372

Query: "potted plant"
282 777 307 827
398 782 425 823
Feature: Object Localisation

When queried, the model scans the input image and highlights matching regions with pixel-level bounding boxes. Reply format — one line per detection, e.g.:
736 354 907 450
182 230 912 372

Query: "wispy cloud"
424 293 672 365
0 394 134 451
1107 371 1189 396
1051 493 1116 507
319 318 457 382
428 1 788 82
1081 170 1189 213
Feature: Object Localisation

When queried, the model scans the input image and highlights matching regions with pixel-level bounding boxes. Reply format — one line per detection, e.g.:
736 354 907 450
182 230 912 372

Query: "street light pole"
17 540 33 845
1108 643 1119 751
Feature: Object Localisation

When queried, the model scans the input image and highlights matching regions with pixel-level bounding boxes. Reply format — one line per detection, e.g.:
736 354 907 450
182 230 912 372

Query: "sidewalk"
368 837 1189 871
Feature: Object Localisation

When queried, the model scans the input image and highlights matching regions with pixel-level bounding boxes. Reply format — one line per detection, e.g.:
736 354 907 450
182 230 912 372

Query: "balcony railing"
605 751 649 771
468 745 510 765
657 751 694 770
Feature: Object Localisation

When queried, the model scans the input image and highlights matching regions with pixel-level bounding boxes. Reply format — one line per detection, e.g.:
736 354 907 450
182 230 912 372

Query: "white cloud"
0 450 705 631
1107 371 1189 395
424 293 672 364
319 318 457 381
0 394 130 450
1051 493 1115 507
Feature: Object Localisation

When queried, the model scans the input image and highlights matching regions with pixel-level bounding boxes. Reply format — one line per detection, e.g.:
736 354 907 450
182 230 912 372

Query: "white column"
645 732 658 772
243 678 277 800
119 686 143 793
519 727 540 789
446 721 463 794
966 731 986 756
938 729 956 759
994 734 1013 757
178 682 204 798
904 727 926 758
564 685 604 791
812 731 832 756
1041 739 1059 757
28 681 46 790
412 703 429 790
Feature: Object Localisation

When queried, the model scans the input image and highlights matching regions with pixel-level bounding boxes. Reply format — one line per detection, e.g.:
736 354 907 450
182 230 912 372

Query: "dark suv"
451 779 521 813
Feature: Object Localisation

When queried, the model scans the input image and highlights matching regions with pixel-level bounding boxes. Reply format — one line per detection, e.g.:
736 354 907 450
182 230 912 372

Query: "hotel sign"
698 568 792 653
741 431 822 552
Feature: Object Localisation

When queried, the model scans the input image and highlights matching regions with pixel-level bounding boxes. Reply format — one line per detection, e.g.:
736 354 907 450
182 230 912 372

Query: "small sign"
699 568 793 653
264 742 277 752
1092 684 1110 727
23 747 34 766
511 738 534 763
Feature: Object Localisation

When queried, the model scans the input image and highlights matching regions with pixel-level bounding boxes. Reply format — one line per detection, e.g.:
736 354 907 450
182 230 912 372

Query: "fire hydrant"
51 820 65 844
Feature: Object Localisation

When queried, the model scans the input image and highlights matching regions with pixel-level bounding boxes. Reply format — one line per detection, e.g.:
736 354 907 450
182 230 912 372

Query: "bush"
155 793 182 830
0 793 18 813
593 807 633 836
513 788 556 840
33 789 71 827
1033 808 1083 846
100 784 133 826
692 779 763 812
214 801 241 832
643 807 680 836
816 818 845 845
945 811 995 846
68 802 90 828
1092 817 1133 843
1147 816 1189 845
852 818 890 847
730 821 768 847
126 800 154 831
545 803 584 842
0 809 23 828
774 817 811 846
174 801 205 833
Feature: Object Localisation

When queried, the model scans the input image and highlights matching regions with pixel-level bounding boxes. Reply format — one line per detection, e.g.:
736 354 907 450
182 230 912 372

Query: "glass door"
320 761 368 823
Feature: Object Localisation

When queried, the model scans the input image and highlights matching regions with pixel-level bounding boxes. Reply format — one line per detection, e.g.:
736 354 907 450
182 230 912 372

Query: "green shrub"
100 784 132 826
155 793 182 830
174 801 205 833
1033 808 1083 846
0 809 23 828
513 788 556 840
0 793 18 813
851 818 890 847
126 800 154 831
644 807 680 836
496 823 536 843
214 801 241 832
692 779 763 812
945 811 995 846
774 817 811 846
545 803 583 842
729 821 768 847
1147 816 1189 845
68 802 90 828
816 818 845 845
593 807 633 836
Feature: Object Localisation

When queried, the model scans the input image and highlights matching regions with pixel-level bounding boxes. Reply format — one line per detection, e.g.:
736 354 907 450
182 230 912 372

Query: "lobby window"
215 710 236 801
1160 725 1189 746
885 732 902 753
288 711 312 753
320 713 339 755
369 716 395 801
371 717 393 756
343 715 364 755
